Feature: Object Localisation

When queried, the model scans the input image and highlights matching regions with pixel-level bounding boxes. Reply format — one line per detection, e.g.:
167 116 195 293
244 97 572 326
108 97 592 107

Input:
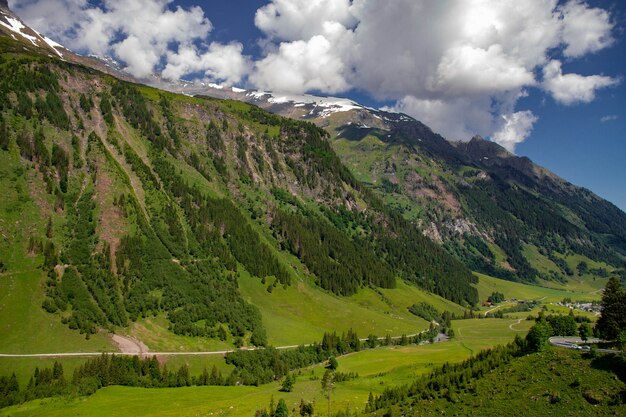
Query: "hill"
366 346 626 416
0 8 479 358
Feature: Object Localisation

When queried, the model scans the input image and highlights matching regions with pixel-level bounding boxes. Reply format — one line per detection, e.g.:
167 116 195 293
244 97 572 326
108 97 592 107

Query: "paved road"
548 336 618 354
0 331 437 358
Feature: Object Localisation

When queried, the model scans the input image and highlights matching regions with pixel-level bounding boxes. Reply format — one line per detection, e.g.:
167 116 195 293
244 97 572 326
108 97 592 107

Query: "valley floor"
0 317 532 417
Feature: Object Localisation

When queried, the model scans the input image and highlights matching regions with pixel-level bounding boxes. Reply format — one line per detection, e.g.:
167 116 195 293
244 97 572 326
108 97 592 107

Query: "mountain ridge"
0 7 624 300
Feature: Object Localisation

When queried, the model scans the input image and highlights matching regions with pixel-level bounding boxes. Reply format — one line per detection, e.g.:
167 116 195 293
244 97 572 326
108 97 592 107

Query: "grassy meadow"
0 316 531 417
474 272 601 304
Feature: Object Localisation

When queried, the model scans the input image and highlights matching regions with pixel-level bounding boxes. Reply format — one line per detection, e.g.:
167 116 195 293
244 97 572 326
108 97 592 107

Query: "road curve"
548 336 617 354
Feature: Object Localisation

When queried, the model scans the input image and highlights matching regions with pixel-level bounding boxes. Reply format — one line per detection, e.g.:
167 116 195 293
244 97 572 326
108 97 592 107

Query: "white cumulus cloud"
559 0 614 58
10 0 249 82
162 42 250 84
251 24 353 94
254 0 355 42
492 111 539 152
542 60 620 105
10 0 620 152
250 0 619 151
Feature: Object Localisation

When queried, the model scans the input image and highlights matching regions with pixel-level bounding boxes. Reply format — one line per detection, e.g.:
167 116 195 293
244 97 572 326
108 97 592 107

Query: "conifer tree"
595 277 626 340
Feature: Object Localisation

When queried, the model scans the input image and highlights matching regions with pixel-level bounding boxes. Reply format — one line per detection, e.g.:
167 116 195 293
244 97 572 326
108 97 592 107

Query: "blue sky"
11 0 626 210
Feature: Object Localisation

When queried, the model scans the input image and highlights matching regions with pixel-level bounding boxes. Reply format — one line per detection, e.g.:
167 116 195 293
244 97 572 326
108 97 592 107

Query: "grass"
452 318 533 354
239 269 431 346
0 148 113 383
120 314 232 352
521 245 610 294
0 317 533 417
474 272 600 303
0 150 111 355
389 347 626 416
522 244 561 274
0 270 112 355
378 280 466 315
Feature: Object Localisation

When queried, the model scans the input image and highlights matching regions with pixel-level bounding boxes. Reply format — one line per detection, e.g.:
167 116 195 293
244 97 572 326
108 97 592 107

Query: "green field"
522 245 611 294
120 314 232 352
0 317 531 417
474 272 601 304
239 270 432 346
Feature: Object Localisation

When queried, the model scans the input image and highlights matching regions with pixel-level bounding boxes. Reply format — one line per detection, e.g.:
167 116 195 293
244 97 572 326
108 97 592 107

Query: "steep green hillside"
0 35 478 359
367 347 626 416
315 111 626 287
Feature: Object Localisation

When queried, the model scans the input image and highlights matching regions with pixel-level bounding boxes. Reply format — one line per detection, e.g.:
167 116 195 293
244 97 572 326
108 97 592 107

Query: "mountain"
0 13 484 351
1 4 625 345
1 8 626 417
160 81 626 285
0 3 136 83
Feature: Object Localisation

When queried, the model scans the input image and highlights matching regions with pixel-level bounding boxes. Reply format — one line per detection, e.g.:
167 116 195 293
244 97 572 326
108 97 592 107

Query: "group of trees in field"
153 157 292 286
407 302 452 325
253 397 306 417
110 81 165 149
525 311 593 352
0 356 228 408
487 291 505 303
0 59 65 122
271 209 394 295
367 278 626 415
226 327 440 387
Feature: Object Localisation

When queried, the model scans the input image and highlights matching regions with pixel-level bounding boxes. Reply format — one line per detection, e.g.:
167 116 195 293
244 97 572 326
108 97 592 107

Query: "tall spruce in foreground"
595 277 626 340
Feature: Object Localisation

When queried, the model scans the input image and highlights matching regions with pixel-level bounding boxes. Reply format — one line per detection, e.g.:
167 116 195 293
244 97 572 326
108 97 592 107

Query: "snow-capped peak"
0 8 67 59
245 91 363 118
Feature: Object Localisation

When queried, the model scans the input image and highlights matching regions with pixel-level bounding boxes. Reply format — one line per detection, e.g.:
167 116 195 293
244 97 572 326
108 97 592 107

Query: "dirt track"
111 334 149 354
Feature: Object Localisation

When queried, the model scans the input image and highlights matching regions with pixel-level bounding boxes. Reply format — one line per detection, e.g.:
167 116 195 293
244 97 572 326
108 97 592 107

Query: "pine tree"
274 399 289 417
595 277 626 340
299 399 314 416
578 322 592 342
46 217 53 238
280 374 294 392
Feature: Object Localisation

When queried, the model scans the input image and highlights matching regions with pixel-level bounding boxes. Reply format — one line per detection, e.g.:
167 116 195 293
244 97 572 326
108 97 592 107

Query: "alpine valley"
0 2 625 416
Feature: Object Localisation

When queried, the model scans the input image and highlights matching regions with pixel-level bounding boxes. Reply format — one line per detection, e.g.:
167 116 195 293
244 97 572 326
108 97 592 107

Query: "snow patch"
208 83 224 90
231 86 246 93
251 91 362 117
41 35 64 58
0 15 38 46
247 91 271 99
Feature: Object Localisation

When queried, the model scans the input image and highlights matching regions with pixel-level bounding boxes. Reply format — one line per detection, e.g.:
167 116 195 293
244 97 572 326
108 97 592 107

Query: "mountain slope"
1 4 624 353
0 24 481 354
176 85 626 286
